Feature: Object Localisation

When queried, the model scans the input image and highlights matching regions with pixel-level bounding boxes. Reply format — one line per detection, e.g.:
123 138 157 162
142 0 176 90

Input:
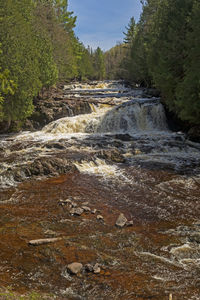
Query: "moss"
0 288 56 300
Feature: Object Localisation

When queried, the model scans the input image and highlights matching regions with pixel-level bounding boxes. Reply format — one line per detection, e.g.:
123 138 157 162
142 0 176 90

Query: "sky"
68 0 143 51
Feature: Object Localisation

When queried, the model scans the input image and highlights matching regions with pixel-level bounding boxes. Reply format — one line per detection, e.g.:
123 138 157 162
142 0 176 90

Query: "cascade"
43 98 168 135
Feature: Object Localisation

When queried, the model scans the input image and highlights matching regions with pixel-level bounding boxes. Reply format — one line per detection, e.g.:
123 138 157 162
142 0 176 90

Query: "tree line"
0 0 105 130
1 0 199 129
105 0 200 125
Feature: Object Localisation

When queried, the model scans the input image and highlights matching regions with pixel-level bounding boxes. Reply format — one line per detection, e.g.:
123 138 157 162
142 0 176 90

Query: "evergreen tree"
175 0 200 123
123 17 136 45
104 43 127 79
0 0 41 126
93 47 106 80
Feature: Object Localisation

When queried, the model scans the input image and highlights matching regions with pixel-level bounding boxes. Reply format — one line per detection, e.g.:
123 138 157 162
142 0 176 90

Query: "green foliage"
0 0 41 123
123 17 136 45
78 44 95 80
104 43 127 79
0 0 87 129
93 47 106 80
175 0 200 123
118 0 200 124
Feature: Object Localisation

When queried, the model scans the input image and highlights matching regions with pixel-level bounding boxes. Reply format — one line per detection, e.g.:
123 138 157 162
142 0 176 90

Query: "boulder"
70 207 84 216
67 262 83 275
82 206 91 212
115 213 127 228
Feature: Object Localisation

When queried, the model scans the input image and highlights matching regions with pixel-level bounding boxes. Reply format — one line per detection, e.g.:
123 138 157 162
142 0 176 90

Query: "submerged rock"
85 264 93 272
93 263 101 274
85 263 101 274
97 149 125 163
97 215 104 221
67 263 83 275
82 206 91 212
70 207 84 216
126 220 134 227
115 213 127 228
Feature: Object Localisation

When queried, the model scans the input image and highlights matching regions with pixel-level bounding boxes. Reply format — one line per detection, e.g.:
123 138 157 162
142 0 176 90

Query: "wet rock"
115 213 127 228
85 263 101 274
93 263 101 274
188 233 200 244
85 264 93 272
97 215 104 221
126 220 134 227
82 206 91 212
45 142 65 150
98 149 125 163
134 149 142 155
44 230 59 237
187 126 200 143
25 95 92 130
28 238 62 246
70 207 84 216
170 244 198 259
115 133 133 141
60 199 72 205
67 262 83 275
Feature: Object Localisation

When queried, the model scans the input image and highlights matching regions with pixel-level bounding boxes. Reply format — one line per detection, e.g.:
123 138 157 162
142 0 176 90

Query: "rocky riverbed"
0 81 200 299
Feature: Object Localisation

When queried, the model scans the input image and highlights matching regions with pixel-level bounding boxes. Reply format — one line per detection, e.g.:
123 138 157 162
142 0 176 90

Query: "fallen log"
28 237 62 246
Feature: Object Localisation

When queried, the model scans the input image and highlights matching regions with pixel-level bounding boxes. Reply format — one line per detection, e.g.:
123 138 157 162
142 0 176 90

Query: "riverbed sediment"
0 81 200 299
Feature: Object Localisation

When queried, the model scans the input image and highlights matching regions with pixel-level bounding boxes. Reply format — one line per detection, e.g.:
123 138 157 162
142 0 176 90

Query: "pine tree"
123 17 136 45
93 47 106 80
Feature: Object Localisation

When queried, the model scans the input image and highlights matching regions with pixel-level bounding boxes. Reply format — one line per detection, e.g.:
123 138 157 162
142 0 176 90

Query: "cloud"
69 0 142 50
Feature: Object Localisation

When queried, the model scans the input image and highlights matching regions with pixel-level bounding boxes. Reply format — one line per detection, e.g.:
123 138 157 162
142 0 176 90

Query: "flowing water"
0 81 200 299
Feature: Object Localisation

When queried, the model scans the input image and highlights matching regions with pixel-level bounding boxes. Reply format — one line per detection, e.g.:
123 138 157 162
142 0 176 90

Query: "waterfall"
43 98 168 135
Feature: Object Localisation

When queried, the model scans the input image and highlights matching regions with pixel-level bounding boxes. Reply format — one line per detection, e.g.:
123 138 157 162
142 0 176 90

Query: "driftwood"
28 237 62 246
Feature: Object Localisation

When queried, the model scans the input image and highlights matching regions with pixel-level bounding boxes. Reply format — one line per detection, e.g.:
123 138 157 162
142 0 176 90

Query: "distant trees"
104 43 127 79
93 47 106 80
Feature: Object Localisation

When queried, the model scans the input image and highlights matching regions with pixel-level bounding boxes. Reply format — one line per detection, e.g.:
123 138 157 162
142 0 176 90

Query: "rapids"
0 81 200 299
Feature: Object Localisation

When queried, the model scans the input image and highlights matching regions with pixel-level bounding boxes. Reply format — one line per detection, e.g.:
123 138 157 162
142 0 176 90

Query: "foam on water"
74 158 130 183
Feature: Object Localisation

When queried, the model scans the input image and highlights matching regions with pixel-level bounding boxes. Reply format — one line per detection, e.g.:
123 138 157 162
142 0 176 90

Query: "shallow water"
0 81 200 299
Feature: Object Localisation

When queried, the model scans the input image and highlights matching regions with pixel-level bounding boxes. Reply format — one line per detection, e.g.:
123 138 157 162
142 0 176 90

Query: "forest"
0 0 105 130
0 0 200 130
106 0 200 126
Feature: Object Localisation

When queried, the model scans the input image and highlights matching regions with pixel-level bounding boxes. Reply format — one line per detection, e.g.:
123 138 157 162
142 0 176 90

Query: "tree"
93 47 106 80
123 17 136 45
0 0 41 126
175 0 200 123
104 43 127 79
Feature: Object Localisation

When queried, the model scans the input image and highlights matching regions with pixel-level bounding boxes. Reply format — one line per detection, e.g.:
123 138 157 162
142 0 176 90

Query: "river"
0 81 200 299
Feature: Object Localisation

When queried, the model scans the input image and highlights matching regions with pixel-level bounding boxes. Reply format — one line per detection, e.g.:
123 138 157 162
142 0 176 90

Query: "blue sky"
68 0 142 51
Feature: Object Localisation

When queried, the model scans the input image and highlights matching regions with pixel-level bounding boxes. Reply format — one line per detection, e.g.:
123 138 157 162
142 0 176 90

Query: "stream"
0 81 200 299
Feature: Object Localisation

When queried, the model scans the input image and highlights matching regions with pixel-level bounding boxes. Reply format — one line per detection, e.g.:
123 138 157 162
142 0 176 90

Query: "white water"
42 99 168 136
1 81 200 188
